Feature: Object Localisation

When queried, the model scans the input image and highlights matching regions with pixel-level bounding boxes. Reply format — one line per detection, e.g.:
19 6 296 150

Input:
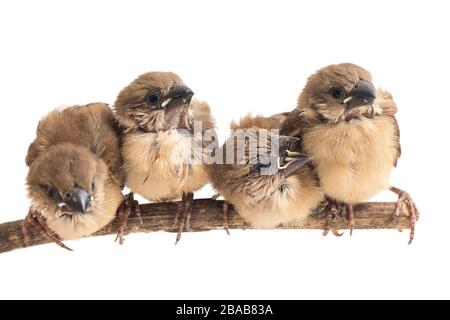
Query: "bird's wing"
190 99 218 151
280 108 312 153
86 103 125 187
391 116 402 167
375 89 401 167
280 108 308 137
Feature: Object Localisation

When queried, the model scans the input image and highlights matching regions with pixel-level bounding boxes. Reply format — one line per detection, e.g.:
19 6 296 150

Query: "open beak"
343 80 376 110
63 187 91 214
161 85 194 113
161 85 194 129
277 135 311 177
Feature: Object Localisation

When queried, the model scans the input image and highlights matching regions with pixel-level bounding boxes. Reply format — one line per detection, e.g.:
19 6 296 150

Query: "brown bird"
281 63 419 243
25 103 125 250
207 115 323 228
113 72 216 243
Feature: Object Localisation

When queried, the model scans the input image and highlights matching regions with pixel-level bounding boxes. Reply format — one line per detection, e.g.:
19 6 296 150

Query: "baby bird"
281 63 419 243
113 72 216 243
207 115 324 228
25 103 124 250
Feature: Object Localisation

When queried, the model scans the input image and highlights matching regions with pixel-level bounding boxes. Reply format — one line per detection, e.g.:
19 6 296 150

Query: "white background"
0 0 448 300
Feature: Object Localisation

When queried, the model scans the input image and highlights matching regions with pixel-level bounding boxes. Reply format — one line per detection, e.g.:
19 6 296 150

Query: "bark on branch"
0 200 409 254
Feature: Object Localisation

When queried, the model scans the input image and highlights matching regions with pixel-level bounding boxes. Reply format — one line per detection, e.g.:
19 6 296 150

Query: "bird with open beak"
25 103 125 250
207 115 323 229
114 72 216 244
281 63 419 243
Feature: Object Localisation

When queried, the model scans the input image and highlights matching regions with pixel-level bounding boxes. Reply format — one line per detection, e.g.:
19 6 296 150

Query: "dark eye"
91 180 96 191
330 87 346 100
145 93 160 105
40 184 60 201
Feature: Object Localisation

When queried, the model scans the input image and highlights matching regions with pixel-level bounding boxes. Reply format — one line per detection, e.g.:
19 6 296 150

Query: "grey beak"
346 80 376 109
64 187 91 214
161 85 195 117
168 85 194 101
277 135 301 155
283 155 311 177
277 135 311 177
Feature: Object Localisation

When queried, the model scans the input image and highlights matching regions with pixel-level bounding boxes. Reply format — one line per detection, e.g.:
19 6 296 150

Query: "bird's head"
26 144 110 237
114 72 194 133
299 63 377 123
219 129 311 200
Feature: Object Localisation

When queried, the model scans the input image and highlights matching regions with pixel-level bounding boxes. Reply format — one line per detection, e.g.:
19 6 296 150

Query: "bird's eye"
91 180 96 191
330 87 346 100
145 93 161 105
40 184 60 201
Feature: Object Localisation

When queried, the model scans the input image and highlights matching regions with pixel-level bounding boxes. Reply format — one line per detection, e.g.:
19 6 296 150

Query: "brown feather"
114 72 216 202
26 103 124 239
231 114 282 131
208 115 323 228
282 63 402 203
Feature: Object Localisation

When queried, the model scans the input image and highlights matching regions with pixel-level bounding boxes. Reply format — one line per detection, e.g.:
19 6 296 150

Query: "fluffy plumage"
281 63 418 241
114 72 215 202
113 72 216 242
208 115 323 228
282 64 399 203
26 103 124 241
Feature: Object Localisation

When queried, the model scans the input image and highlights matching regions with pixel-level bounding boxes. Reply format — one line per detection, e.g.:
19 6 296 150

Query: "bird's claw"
173 192 194 245
390 187 420 245
126 192 142 225
322 199 337 236
115 204 130 245
114 192 141 245
321 199 354 237
23 208 73 251
332 228 344 237
323 205 343 237
346 204 355 236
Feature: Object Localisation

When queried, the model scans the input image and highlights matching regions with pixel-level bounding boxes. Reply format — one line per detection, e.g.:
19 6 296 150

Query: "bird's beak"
343 80 376 110
64 187 91 214
161 85 195 129
161 85 195 112
277 135 311 177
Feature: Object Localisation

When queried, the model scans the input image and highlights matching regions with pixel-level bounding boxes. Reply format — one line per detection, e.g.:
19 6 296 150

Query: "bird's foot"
173 192 194 245
126 192 142 225
23 207 73 251
322 199 344 237
389 187 420 245
321 199 354 237
114 202 130 245
338 203 355 236
114 192 142 245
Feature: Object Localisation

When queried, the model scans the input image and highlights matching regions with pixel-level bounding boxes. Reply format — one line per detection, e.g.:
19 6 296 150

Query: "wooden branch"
0 200 410 254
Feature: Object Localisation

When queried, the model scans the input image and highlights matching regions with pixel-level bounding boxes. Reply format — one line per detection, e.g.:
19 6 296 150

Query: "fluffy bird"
25 103 125 250
207 115 324 228
281 63 419 243
114 72 216 243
